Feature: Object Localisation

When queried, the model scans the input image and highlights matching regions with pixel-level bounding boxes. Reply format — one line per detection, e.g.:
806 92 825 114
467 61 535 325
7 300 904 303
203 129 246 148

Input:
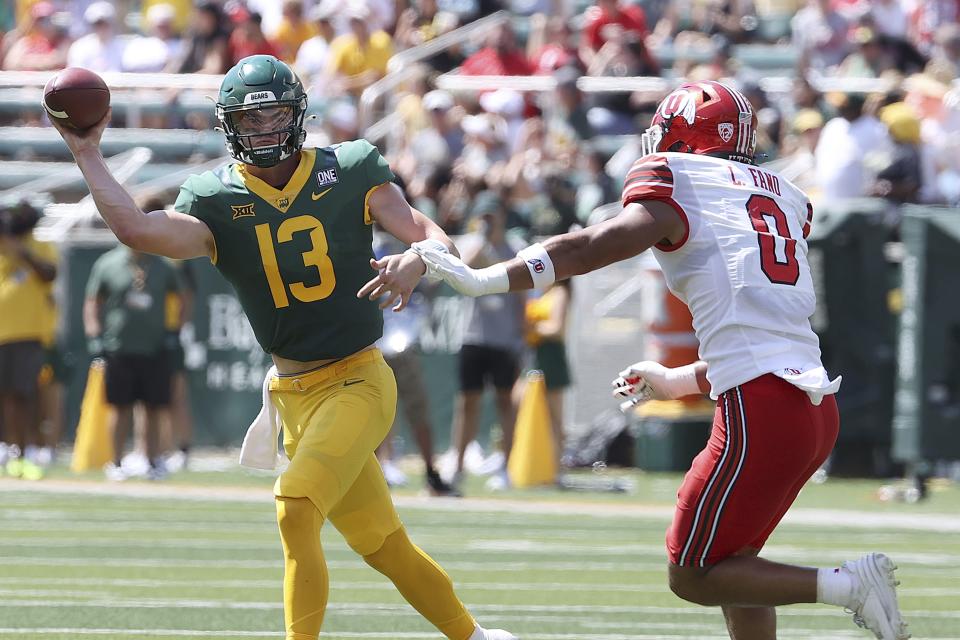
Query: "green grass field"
1 467 959 640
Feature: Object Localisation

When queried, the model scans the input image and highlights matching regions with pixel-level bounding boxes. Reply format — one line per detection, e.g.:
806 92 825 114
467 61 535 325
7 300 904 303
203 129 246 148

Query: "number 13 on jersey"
255 215 337 308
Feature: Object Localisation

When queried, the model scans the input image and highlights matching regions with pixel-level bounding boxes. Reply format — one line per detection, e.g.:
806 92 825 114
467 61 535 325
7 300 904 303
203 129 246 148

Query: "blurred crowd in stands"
1 0 959 219
0 0 959 484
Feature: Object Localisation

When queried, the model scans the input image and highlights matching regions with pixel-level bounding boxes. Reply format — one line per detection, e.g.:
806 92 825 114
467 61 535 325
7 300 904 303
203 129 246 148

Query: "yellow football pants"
270 349 476 640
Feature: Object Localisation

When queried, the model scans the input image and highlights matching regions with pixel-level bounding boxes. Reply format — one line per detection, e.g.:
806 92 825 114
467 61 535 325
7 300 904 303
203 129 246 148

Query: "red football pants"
666 374 839 567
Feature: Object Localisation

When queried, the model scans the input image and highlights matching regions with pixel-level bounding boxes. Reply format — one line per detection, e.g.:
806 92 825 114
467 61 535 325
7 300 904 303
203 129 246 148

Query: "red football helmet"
640 81 758 164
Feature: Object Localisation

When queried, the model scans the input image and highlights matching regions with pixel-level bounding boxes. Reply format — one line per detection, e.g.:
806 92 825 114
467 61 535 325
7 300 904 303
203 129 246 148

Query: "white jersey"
621 152 841 401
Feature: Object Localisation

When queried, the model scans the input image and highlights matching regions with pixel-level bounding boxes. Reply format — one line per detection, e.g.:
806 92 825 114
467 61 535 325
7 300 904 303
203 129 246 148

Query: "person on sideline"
0 199 57 480
520 278 572 481
374 234 460 496
84 244 182 480
447 192 526 492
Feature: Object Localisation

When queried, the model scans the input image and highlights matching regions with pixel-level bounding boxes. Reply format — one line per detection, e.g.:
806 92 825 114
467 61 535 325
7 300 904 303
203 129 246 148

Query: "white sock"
817 567 856 607
468 625 485 640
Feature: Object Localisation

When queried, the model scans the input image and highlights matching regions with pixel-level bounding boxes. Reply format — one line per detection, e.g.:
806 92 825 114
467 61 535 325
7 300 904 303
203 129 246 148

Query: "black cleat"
426 469 462 497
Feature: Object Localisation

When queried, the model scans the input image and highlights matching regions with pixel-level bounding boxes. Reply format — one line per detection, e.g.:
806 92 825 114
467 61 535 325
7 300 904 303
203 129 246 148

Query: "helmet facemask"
639 122 664 157
217 97 307 168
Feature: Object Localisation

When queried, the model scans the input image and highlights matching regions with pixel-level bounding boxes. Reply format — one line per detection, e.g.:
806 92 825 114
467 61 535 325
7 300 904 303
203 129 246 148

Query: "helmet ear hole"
667 141 686 153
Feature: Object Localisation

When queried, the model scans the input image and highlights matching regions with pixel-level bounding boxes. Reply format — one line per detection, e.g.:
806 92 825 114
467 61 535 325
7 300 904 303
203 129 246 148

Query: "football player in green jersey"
51 55 517 640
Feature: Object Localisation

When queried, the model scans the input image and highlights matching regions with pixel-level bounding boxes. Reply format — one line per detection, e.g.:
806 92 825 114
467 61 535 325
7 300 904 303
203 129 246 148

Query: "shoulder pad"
621 154 675 205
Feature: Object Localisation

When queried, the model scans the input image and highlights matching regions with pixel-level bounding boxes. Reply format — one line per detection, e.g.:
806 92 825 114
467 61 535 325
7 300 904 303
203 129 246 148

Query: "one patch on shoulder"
316 167 339 188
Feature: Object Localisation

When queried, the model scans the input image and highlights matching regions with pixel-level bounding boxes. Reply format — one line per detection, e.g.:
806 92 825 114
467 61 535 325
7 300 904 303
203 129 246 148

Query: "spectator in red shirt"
581 0 658 74
228 9 278 66
460 23 533 76
582 0 648 56
3 2 70 71
527 14 581 74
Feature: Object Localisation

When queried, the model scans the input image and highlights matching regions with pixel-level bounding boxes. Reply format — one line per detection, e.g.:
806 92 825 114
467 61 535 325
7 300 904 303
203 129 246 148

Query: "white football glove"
612 361 701 412
408 243 510 297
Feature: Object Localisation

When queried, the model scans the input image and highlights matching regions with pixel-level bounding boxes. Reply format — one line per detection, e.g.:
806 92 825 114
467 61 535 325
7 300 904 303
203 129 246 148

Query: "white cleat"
380 459 408 487
843 553 911 640
484 469 511 492
103 462 127 482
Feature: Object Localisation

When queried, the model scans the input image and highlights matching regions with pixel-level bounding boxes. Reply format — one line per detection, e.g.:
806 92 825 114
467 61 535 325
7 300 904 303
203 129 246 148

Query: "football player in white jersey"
362 81 910 640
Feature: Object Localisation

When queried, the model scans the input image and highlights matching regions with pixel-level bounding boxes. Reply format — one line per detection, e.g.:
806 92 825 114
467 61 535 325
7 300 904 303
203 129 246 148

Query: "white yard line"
0 556 666 572
0 578 664 593
1 538 958 567
0 631 280 638
0 576 956 597
0 597 957 619
0 630 899 640
4 554 959 576
3 478 959 532
0 630 873 640
0 537 669 556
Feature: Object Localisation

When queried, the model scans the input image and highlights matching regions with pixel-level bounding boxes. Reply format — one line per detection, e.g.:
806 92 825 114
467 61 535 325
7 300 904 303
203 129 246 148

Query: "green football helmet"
216 55 308 168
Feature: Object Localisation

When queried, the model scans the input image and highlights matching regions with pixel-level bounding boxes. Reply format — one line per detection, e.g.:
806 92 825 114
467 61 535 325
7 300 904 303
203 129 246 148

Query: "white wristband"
407 239 449 282
517 243 556 290
664 363 701 398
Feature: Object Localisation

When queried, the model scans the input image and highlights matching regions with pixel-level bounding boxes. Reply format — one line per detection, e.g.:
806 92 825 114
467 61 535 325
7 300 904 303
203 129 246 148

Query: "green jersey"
85 246 182 356
174 140 395 361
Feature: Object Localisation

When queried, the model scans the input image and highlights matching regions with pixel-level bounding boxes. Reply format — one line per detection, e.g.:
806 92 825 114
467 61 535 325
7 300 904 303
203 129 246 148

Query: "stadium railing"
0 126 223 160
0 70 223 128
0 147 151 202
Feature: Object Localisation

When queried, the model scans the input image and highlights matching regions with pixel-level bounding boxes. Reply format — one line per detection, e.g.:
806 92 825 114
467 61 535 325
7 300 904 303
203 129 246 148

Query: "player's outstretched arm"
50 110 214 260
409 199 684 296
357 182 458 311
530 199 684 287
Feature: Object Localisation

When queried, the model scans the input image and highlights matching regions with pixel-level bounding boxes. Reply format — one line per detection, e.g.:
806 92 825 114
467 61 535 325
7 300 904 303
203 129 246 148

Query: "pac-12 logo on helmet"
717 122 734 142
640 81 758 165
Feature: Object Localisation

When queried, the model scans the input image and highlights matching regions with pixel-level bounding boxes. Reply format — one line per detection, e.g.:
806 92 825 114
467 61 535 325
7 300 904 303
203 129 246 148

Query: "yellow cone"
507 371 557 488
70 361 114 472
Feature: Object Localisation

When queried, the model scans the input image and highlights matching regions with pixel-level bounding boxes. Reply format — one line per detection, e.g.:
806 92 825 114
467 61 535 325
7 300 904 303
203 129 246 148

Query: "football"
42 67 110 130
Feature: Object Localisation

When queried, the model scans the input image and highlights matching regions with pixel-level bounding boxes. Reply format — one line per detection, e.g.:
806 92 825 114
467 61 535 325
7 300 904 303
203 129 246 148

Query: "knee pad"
277 496 321 533
362 526 409 572
337 512 402 557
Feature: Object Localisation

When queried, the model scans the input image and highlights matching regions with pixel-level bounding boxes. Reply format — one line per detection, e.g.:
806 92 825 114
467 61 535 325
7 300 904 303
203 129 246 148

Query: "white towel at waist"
773 365 842 406
239 365 284 470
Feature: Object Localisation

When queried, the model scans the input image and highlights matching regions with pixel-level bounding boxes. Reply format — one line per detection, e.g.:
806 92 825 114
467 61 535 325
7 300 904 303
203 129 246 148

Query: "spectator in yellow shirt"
0 199 57 480
141 0 192 36
270 0 316 63
327 1 394 97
